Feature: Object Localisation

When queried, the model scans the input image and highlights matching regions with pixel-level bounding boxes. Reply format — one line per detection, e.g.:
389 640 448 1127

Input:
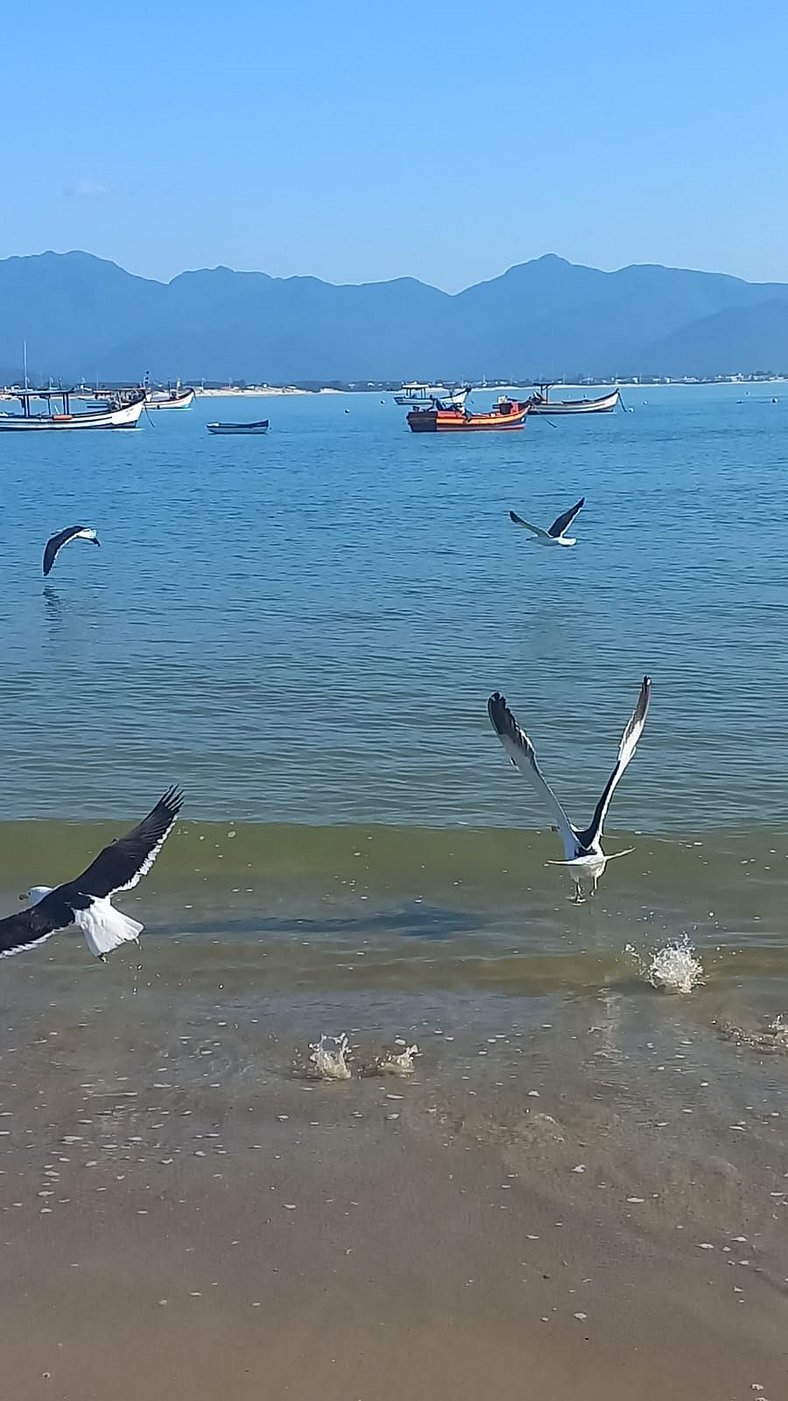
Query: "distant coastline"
196 375 788 395
2 375 787 401
194 385 342 397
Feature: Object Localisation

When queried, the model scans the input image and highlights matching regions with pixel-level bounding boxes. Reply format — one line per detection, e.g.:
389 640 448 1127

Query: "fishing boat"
394 381 465 406
206 419 269 434
526 384 620 414
407 395 529 432
146 384 195 409
0 388 146 431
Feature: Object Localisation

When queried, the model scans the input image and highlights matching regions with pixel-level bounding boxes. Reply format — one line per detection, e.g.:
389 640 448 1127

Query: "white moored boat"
526 384 621 415
393 381 467 406
0 388 146 431
206 419 269 434
146 384 195 409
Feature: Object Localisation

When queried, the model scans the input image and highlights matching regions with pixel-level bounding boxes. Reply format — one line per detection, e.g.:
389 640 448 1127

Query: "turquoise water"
2 384 787 832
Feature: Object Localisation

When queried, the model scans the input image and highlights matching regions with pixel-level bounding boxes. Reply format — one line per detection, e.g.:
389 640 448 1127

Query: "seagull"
0 788 183 961
487 678 650 901
43 525 101 577
509 497 585 547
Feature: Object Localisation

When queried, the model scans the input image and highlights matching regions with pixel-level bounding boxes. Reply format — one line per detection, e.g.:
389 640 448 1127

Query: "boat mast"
23 340 28 390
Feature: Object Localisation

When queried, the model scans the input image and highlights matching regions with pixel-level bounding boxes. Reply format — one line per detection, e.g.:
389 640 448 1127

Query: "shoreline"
1 968 785 1400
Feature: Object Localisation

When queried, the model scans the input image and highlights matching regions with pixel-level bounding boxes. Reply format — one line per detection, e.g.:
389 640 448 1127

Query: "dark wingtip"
487 691 509 733
636 676 652 720
159 785 185 817
508 511 519 523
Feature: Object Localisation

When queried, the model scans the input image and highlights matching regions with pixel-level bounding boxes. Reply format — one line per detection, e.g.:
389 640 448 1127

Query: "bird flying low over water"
0 788 183 961
43 525 101 577
487 678 651 902
509 497 585 546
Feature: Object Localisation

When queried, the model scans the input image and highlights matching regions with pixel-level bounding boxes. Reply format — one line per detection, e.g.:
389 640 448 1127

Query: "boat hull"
206 421 269 434
146 388 195 410
528 389 620 414
0 398 145 430
407 405 529 432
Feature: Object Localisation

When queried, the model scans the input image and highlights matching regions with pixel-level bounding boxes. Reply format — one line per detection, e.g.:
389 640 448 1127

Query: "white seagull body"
487 678 651 901
43 525 101 577
509 497 584 547
0 788 183 961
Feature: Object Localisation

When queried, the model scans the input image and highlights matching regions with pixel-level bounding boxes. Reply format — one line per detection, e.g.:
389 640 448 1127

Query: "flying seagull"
487 678 650 901
43 525 101 577
0 787 183 961
509 497 585 546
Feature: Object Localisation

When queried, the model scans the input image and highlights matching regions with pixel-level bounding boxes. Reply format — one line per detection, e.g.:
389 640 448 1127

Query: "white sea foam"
627 936 704 994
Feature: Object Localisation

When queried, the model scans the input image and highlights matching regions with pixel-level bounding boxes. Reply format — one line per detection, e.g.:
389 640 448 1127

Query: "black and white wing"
576 677 651 850
0 889 82 959
509 510 551 540
487 693 580 859
42 526 100 577
548 497 585 538
69 787 184 899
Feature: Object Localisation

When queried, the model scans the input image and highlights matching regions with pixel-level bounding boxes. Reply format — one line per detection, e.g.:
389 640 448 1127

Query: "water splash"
308 1033 353 1080
626 936 704 994
719 1013 788 1054
372 1040 420 1076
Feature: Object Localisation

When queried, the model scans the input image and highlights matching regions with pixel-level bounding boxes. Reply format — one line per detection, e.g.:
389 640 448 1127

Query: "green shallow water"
2 821 787 990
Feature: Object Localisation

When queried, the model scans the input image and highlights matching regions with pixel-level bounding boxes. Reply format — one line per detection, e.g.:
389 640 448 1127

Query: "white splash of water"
720 1013 788 1053
374 1042 420 1076
627 936 704 994
308 1033 352 1080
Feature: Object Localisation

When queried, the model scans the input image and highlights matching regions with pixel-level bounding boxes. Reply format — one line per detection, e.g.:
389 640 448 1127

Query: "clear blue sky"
3 0 787 289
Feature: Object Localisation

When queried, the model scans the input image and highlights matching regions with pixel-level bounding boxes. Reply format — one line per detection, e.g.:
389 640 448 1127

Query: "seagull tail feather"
76 906 144 959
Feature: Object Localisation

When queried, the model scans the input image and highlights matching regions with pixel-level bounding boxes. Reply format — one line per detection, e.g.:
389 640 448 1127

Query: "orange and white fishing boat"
407 394 530 432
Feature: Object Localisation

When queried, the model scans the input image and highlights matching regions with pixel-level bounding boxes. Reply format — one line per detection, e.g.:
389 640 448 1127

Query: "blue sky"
3 0 787 289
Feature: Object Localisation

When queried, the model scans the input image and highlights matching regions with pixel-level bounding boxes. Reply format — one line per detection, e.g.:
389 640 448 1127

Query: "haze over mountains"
3 250 788 383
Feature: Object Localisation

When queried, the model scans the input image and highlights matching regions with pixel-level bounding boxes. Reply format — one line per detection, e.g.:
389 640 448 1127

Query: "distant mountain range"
3 250 788 382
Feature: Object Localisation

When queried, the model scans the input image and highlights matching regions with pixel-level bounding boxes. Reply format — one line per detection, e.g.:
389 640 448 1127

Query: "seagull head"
19 885 54 905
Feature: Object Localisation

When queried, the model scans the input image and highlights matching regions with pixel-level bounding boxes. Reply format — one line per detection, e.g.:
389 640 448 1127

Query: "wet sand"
1 945 786 1401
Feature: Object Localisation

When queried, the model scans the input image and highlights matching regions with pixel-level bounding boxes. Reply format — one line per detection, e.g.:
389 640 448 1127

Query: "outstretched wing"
42 526 98 577
509 510 550 539
71 787 184 899
0 889 79 959
487 693 580 859
548 497 585 538
576 676 651 849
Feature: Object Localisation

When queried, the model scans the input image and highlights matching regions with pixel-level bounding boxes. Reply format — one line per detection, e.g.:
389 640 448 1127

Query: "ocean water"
1 384 788 986
3 385 787 1401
